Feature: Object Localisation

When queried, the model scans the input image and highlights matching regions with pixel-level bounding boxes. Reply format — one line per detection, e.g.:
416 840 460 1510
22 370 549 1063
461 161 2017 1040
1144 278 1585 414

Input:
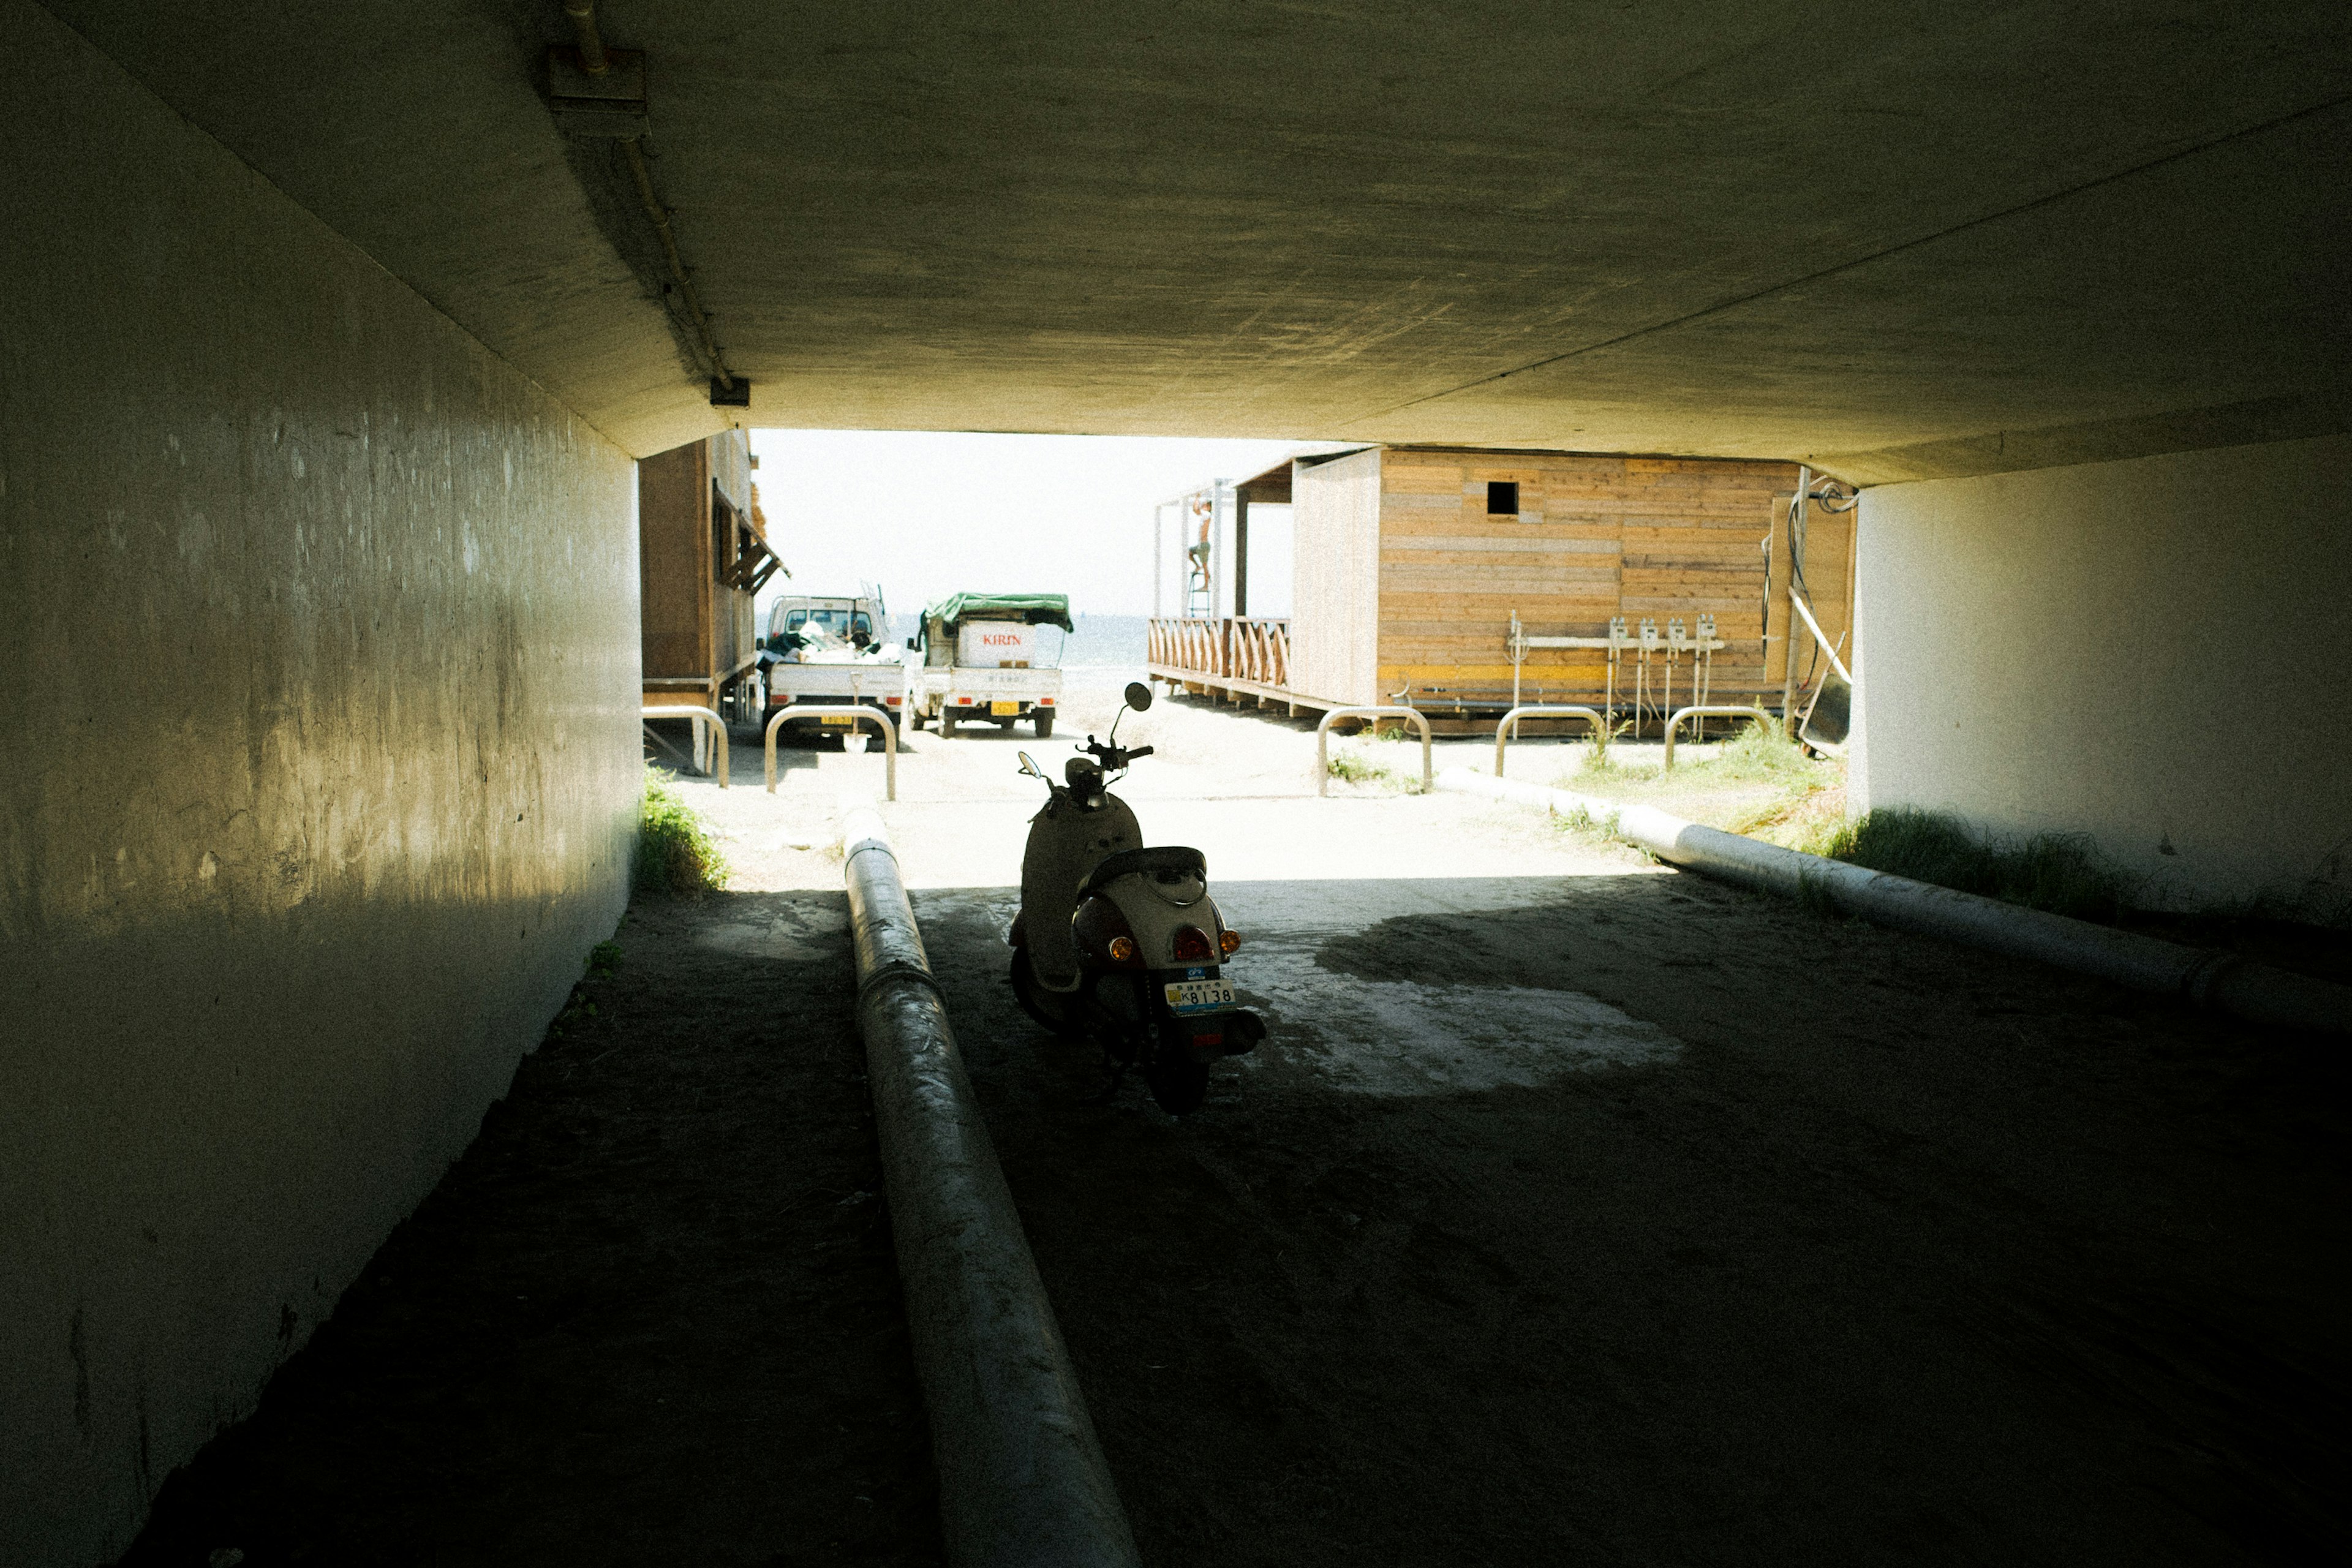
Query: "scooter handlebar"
1126 745 1154 760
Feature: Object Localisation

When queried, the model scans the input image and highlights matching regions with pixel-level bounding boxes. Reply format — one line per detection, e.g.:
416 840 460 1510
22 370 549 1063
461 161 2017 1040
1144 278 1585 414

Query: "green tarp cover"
921 592 1074 631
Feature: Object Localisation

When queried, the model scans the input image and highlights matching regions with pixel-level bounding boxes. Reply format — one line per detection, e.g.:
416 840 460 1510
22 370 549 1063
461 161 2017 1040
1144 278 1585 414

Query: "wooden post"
1234 489 1250 618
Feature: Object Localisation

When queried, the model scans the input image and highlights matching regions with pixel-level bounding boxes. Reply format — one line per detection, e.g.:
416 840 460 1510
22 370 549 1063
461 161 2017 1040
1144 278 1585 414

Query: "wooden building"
1148 445 1855 730
638 429 782 750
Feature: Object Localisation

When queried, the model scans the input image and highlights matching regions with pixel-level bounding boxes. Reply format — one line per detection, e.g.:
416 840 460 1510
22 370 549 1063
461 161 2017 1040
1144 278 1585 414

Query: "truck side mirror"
1124 681 1153 712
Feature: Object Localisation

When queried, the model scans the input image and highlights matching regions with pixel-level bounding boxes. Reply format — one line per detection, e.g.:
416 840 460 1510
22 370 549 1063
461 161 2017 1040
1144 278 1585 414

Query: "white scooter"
1006 682 1265 1112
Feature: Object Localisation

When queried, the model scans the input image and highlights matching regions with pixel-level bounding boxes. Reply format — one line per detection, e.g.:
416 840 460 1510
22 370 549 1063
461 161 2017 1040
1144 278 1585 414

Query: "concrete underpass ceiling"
43 1 2352 478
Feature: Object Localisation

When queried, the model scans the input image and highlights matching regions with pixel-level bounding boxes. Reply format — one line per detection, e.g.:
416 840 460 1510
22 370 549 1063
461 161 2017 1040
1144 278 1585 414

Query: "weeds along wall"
1849 432 2352 921
0 5 641 1562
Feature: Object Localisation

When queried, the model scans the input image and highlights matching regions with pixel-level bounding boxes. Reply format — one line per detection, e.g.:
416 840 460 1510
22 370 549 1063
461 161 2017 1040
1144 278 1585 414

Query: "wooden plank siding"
1159 445 1856 721
1365 447 1853 708
638 429 767 706
638 440 713 684
1289 447 1385 707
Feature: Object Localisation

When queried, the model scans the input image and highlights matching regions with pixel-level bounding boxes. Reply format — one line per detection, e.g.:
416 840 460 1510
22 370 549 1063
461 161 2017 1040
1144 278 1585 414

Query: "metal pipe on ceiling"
556 0 737 394
563 0 609 74
620 140 733 391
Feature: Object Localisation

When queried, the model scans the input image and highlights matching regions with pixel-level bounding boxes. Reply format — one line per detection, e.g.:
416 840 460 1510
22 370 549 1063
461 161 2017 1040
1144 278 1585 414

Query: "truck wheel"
941 710 959 737
1034 710 1055 739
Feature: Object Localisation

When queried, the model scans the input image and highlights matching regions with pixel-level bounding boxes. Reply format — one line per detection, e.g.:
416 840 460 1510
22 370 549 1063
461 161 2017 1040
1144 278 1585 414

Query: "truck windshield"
784 607 870 632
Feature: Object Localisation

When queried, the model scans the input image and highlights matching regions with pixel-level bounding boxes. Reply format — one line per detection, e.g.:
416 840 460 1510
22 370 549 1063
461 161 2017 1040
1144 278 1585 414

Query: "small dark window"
1487 481 1520 516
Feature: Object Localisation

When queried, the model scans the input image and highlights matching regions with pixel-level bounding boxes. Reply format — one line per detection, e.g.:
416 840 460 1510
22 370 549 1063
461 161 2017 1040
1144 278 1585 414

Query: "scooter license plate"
1164 979 1235 1016
990 700 1020 715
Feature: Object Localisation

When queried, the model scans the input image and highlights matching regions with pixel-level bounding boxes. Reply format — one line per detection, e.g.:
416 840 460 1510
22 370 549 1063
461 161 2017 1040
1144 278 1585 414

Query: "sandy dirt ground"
124 675 2350 1564
121 895 938 1568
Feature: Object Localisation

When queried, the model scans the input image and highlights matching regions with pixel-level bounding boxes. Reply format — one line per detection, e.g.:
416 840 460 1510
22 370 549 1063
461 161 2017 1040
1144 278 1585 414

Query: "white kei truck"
757 592 907 744
903 592 1070 738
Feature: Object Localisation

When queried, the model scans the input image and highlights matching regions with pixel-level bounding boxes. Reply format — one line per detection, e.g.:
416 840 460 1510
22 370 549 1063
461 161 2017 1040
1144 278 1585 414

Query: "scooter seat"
1079 845 1207 899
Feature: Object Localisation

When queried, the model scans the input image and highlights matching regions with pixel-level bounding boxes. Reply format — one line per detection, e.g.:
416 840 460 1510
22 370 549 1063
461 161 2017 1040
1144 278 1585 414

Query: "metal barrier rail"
766 705 898 798
1492 704 1608 778
641 705 728 787
1661 705 1773 771
1314 706 1433 797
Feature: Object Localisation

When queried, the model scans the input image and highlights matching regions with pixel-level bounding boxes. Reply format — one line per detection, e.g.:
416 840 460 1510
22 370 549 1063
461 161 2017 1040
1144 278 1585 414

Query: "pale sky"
746 429 1306 622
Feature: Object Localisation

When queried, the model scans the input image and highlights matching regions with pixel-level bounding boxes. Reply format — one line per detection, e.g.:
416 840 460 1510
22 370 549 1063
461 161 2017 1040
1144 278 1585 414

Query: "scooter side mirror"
1124 680 1154 712
1016 751 1044 778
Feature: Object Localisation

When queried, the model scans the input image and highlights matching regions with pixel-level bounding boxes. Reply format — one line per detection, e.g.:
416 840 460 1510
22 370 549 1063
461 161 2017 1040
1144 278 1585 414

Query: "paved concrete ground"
679 667 1673 892
125 676 2350 1564
696 674 2351 1563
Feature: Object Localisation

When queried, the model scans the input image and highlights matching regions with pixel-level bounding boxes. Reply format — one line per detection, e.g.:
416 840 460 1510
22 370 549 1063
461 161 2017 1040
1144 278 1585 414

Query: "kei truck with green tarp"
904 592 1072 737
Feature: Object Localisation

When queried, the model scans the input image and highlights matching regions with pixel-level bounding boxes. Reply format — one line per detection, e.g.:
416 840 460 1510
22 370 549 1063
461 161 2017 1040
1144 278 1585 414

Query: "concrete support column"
1850 433 2352 919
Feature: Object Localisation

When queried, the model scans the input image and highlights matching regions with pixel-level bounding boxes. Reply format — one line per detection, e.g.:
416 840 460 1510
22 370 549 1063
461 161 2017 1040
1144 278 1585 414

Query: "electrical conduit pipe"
1436 768 2350 1036
840 805 1143 1568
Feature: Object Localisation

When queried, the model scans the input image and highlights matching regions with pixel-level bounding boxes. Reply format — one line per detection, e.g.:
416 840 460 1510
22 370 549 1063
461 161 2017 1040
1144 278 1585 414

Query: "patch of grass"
1325 731 1428 794
1705 718 1819 783
1576 719 1631 775
635 765 729 897
1550 717 1839 841
586 940 623 979
1814 807 2133 922
1548 799 1653 858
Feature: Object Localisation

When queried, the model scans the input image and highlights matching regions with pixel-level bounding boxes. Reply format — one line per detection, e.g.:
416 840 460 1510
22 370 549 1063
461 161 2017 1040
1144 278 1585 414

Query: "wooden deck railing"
1148 617 1291 689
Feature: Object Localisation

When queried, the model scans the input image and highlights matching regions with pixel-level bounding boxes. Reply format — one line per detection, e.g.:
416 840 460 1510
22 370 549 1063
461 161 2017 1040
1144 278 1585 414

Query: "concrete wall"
0 6 641 1562
1850 434 2352 922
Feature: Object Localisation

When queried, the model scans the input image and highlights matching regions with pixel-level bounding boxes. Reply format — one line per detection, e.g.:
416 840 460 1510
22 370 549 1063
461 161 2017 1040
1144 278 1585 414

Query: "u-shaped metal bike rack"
1491 704 1608 778
641 704 729 787
766 705 898 799
1314 706 1433 797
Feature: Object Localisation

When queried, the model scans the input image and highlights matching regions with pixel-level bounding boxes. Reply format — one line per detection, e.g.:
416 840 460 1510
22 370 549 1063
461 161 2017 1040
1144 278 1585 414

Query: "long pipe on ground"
840 806 1143 1568
557 0 736 391
1436 769 2350 1036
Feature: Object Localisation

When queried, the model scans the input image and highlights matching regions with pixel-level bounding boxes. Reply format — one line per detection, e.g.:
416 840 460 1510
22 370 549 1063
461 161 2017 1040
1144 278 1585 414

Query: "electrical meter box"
957 619 1038 667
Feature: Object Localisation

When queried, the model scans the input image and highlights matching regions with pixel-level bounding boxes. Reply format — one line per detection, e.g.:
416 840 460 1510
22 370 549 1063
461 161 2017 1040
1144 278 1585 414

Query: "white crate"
957 620 1036 666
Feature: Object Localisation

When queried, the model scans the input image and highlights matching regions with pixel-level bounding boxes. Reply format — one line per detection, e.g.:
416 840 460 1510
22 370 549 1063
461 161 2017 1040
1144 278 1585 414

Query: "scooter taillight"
1171 925 1215 963
1073 896 1145 968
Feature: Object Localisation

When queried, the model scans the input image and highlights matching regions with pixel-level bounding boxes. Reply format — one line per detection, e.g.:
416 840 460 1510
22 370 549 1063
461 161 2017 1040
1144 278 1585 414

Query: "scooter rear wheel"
1145 1057 1210 1115
1008 948 1087 1039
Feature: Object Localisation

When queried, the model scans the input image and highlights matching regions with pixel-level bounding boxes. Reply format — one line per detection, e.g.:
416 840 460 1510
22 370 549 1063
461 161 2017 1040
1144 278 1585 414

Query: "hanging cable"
1783 469 1858 696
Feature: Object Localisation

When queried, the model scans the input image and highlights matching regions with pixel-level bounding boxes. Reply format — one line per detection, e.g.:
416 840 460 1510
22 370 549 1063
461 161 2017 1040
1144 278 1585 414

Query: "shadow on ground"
120 891 940 1568
915 872 2352 1568
117 864 2350 1566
